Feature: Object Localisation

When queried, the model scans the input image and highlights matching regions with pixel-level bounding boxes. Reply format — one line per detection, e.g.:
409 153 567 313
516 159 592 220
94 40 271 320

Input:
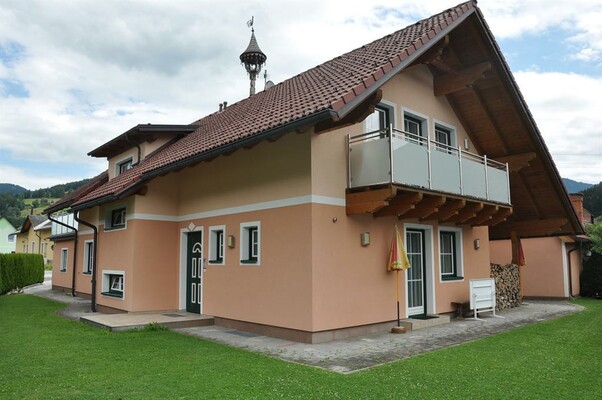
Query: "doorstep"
399 314 451 331
80 312 214 332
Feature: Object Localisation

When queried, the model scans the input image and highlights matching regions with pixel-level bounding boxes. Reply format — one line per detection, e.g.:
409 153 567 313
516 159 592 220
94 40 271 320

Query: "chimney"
223 101 228 109
569 194 585 223
219 103 223 112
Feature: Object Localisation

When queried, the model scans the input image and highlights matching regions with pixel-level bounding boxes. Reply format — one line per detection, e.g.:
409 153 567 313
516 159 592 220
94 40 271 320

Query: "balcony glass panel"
348 127 511 205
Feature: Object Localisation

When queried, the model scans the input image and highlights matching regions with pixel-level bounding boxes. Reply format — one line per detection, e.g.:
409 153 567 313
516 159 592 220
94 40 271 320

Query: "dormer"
88 124 197 180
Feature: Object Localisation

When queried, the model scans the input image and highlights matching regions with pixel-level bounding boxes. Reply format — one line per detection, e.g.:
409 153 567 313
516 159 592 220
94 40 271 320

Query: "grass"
0 295 600 399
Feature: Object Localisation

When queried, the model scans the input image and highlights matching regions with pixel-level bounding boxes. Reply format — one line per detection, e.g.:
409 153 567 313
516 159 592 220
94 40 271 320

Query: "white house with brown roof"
46 1 583 342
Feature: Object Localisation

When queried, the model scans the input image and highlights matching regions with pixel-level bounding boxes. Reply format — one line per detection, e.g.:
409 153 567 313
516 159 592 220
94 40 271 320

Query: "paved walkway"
24 273 583 374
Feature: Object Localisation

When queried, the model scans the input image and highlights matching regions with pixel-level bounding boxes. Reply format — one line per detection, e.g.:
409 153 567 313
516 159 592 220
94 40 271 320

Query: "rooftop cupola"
240 17 267 97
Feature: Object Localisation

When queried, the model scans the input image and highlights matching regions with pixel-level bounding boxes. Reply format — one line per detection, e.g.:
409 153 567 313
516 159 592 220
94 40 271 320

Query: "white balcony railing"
51 213 78 236
348 125 511 205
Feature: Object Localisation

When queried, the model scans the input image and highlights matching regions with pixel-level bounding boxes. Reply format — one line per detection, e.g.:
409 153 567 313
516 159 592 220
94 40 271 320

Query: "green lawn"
1 295 600 399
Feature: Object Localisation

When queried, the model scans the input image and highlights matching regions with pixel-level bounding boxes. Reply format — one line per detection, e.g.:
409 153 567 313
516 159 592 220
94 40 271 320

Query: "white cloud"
0 0 600 188
514 71 602 184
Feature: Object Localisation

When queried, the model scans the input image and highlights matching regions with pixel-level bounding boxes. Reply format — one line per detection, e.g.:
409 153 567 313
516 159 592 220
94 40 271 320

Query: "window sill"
59 269 67 273
104 226 126 232
208 259 224 265
441 276 464 282
240 259 258 265
83 272 92 275
101 291 123 299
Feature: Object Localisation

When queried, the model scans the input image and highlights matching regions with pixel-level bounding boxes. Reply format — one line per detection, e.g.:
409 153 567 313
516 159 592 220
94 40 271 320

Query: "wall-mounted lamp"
464 138 471 150
332 217 338 223
474 239 480 250
361 232 370 246
227 235 235 248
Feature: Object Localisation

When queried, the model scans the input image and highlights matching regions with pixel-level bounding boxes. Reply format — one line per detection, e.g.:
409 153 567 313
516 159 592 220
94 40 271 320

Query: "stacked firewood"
490 263 522 310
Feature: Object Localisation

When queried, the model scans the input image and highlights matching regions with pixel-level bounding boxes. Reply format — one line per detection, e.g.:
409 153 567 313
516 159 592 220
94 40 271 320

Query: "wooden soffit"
346 184 512 227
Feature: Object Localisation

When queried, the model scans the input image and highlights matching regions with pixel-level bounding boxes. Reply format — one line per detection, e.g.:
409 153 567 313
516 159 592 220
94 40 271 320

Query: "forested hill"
0 183 27 195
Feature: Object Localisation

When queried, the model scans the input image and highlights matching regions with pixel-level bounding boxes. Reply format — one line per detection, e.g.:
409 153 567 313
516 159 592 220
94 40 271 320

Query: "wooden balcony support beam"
346 186 397 215
424 199 466 222
464 205 499 226
399 195 446 220
487 207 513 227
492 217 569 238
434 62 491 96
374 192 423 217
446 202 484 224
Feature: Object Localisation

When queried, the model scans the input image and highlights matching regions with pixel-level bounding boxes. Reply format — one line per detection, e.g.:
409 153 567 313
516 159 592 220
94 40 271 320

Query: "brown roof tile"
74 1 476 208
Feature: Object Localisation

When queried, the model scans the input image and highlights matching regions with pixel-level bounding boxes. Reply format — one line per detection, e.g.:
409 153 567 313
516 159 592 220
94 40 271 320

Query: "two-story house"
15 214 53 264
46 1 583 343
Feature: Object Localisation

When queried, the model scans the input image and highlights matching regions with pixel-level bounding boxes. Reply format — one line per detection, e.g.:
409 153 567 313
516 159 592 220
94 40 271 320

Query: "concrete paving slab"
81 312 213 331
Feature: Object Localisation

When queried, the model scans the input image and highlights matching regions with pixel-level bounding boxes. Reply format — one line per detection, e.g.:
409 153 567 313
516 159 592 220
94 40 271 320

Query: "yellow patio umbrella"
387 225 411 329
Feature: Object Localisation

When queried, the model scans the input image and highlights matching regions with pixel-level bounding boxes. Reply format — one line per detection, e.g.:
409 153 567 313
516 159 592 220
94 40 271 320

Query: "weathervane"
240 16 267 97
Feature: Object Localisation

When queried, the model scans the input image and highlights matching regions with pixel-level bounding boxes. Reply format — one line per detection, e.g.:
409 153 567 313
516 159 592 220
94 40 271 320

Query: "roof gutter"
472 7 584 236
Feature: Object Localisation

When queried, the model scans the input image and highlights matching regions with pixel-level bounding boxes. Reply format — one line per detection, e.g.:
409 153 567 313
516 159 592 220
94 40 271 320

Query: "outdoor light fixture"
464 138 471 150
474 239 480 250
227 235 235 248
361 232 370 246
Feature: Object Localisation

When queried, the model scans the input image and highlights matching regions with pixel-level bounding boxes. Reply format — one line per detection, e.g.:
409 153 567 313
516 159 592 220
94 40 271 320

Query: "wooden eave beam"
346 186 397 215
494 152 536 174
374 192 423 217
491 217 569 238
487 207 513 227
434 62 491 97
399 195 446 220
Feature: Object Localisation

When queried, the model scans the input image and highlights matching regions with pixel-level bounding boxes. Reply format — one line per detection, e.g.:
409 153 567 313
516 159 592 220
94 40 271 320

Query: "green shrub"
580 251 602 297
0 253 44 295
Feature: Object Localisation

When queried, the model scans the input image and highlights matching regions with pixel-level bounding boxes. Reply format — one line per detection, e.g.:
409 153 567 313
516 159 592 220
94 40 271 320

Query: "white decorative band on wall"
130 195 346 223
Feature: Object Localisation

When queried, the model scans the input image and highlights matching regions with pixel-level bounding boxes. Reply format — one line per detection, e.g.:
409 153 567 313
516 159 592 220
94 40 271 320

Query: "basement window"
101 270 125 299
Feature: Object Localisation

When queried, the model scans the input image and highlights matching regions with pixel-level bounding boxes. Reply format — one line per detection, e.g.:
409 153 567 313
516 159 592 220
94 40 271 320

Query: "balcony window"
365 105 392 136
403 113 426 137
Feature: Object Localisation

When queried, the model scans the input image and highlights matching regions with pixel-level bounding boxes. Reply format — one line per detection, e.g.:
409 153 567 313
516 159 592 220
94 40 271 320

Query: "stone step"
399 314 451 331
81 312 214 332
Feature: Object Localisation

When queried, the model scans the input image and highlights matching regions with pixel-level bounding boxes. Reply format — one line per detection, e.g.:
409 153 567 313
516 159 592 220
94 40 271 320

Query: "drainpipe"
34 229 42 255
74 213 98 312
48 214 78 297
566 244 580 298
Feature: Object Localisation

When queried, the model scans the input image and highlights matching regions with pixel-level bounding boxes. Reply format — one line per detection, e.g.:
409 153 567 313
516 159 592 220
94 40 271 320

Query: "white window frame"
83 240 94 274
208 225 226 265
401 108 429 139
101 270 125 299
60 248 68 272
116 157 133 176
240 221 260 266
31 241 35 254
7 234 15 243
104 205 127 231
438 226 464 282
364 100 396 136
433 119 457 152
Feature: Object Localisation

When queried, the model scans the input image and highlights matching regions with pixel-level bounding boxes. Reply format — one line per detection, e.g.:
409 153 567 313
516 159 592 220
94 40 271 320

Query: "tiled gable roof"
73 1 476 208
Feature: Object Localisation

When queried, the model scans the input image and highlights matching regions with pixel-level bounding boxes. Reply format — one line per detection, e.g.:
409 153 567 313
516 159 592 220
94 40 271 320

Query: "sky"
0 0 601 190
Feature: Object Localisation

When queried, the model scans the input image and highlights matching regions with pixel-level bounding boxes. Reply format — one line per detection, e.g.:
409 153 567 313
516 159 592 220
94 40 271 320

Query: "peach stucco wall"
489 237 581 298
52 240 74 288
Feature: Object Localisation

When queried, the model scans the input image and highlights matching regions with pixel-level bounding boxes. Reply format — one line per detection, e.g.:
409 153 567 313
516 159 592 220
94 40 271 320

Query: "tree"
586 223 602 255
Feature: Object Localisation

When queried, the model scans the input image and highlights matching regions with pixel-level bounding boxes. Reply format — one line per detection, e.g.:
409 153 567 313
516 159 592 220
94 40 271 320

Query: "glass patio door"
406 229 426 316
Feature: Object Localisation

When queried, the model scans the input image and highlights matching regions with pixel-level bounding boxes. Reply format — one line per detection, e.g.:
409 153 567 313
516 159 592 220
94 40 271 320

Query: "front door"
186 231 203 314
406 229 427 316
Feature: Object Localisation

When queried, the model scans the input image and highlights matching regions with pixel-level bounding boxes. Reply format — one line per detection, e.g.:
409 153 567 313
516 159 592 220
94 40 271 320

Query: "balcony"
347 127 513 225
50 213 78 238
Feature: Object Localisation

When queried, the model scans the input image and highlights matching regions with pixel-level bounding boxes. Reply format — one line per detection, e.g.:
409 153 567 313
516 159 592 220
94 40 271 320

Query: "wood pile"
490 263 522 310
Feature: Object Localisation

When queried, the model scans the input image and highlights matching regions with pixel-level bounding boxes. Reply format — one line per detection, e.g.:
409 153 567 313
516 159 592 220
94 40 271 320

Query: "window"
240 222 260 265
60 249 68 272
31 241 35 254
403 114 425 137
434 123 456 152
117 158 133 175
23 243 28 253
105 206 127 230
40 242 46 255
439 229 463 281
83 241 94 274
365 105 392 135
102 270 125 298
208 226 225 265
7 234 15 243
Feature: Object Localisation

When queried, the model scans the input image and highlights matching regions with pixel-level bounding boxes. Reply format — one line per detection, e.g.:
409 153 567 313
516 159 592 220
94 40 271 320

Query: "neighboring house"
15 215 53 264
0 217 17 253
490 194 592 298
46 2 583 343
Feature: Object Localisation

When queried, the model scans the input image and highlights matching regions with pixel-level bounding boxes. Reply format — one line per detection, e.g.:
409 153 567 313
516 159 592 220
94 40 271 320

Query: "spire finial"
240 17 267 97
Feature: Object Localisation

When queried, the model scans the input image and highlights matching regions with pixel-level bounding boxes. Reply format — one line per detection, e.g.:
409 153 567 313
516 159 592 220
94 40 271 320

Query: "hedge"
0 253 44 295
581 251 602 297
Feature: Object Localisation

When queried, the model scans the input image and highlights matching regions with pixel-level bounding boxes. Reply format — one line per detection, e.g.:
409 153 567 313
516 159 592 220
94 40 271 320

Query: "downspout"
74 213 98 312
566 244 580 298
48 214 78 297
125 131 142 166
34 229 42 255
